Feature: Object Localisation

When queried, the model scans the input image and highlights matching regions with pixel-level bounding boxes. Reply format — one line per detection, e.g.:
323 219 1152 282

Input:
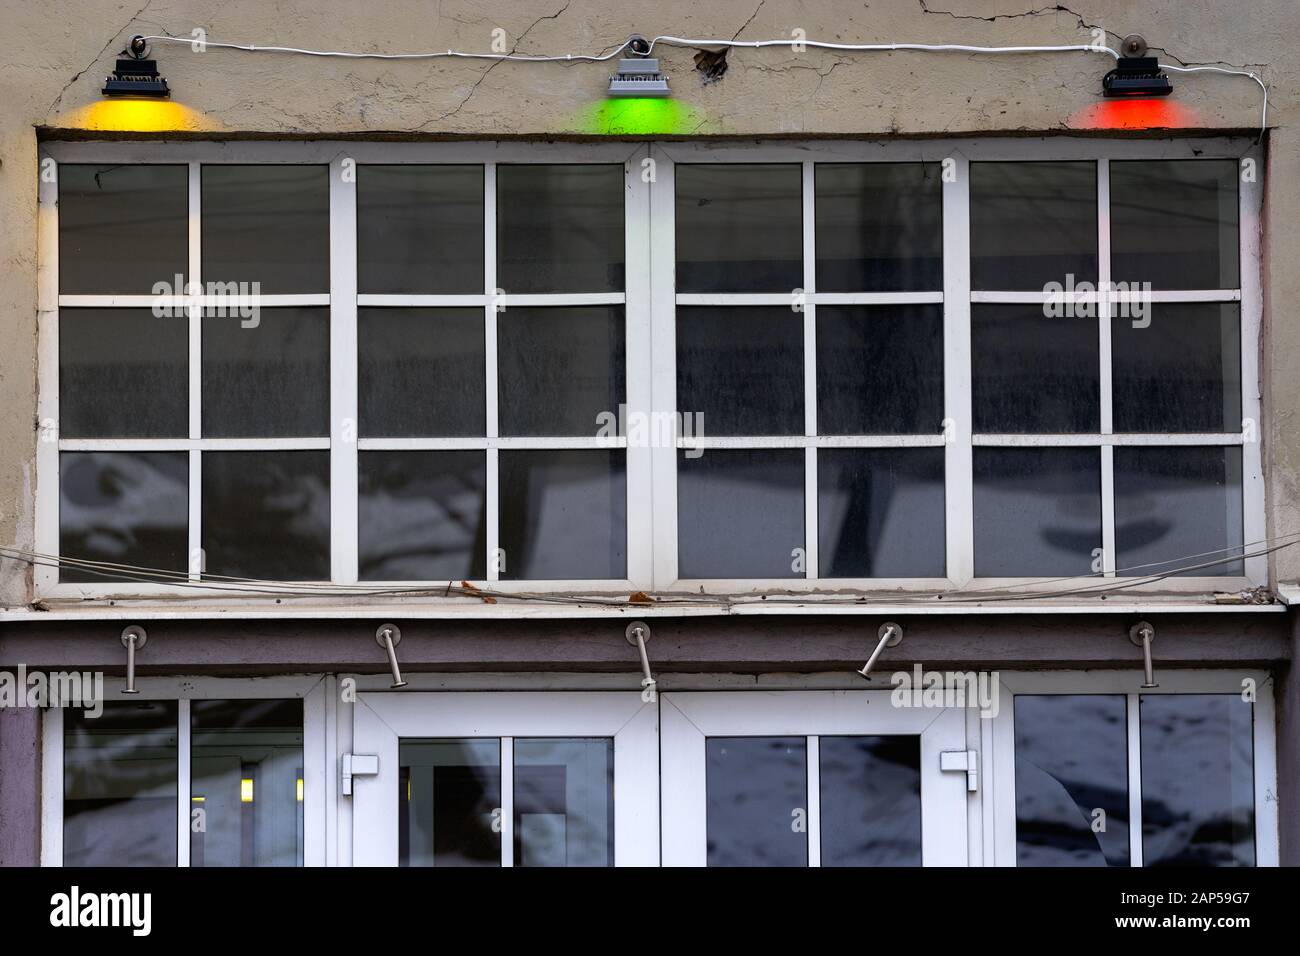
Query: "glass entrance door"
661 691 971 866
350 692 659 866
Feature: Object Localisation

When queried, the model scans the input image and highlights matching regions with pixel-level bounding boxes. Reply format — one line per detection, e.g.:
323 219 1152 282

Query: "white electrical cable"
134 32 1269 138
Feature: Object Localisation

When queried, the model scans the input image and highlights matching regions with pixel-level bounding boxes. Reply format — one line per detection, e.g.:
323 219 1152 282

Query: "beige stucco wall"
1 0 1298 604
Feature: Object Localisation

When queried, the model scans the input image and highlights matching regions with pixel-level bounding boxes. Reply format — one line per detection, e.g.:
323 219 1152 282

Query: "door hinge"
341 753 379 796
940 749 979 792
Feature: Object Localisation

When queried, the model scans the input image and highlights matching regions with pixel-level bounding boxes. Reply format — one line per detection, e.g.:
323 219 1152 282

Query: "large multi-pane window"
41 139 1261 593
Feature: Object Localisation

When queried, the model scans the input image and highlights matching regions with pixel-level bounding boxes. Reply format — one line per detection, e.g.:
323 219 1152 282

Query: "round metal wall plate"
376 624 402 648
1128 622 1155 647
625 621 651 646
878 622 903 647
120 625 147 650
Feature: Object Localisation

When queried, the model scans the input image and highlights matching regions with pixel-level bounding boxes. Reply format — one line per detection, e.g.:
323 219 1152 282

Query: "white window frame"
987 668 1279 867
660 689 971 866
40 674 330 867
36 137 1263 600
349 690 659 866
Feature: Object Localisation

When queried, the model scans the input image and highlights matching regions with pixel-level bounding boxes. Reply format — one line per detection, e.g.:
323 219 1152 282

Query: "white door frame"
350 691 659 866
660 690 971 866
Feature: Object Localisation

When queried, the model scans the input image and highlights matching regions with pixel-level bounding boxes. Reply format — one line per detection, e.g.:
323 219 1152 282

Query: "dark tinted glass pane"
973 447 1101 576
1111 160 1239 290
400 739 500 867
971 305 1099 433
679 448 804 578
1111 304 1241 433
706 737 807 867
59 164 188 294
497 165 623 293
202 165 329 293
59 308 187 438
64 701 178 866
514 739 613 867
60 451 187 583
191 699 304 867
1015 695 1130 866
358 451 486 581
498 450 625 580
201 451 330 580
676 164 802 292
498 307 625 436
816 163 943 291
820 735 921 866
676 306 802 436
357 165 484 294
971 162 1097 290
1141 694 1255 866
358 308 484 437
202 308 329 438
818 448 945 577
1114 447 1243 577
817 305 943 434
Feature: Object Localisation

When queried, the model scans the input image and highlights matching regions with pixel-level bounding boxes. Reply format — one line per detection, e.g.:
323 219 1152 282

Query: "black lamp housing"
103 36 169 97
1103 36 1171 98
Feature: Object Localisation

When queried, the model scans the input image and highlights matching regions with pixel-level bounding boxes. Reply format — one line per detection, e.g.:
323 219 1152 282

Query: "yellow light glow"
240 778 255 803
296 777 305 802
406 778 411 802
61 99 215 134
191 795 206 803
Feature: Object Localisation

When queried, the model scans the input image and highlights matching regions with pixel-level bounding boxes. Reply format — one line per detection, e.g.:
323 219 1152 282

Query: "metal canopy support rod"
625 621 656 697
1129 620 1159 689
858 622 904 681
120 625 147 694
376 623 408 689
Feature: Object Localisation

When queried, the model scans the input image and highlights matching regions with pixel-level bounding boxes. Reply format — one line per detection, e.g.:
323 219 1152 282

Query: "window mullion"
802 160 818 581
484 162 500 582
188 161 203 581
1098 159 1116 576
943 153 974 585
625 145 655 588
177 697 192 867
329 156 359 585
1126 692 1144 867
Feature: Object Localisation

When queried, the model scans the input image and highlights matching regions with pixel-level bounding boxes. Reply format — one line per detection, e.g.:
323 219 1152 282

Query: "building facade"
1 0 1298 867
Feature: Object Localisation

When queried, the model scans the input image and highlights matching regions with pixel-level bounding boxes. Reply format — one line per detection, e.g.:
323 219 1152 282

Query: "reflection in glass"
1114 447 1243 577
818 448 945 577
970 162 1097 290
498 450 626 580
1111 160 1239 290
191 699 304 867
676 306 803 436
357 165 484 294
1014 695 1130 866
971 305 1099 433
675 164 803 292
201 451 330 580
498 307 626 436
678 449 804 579
359 451 487 580
202 165 330 293
514 739 614 867
1141 694 1255 866
817 305 944 434
202 308 329 438
358 308 485 437
819 736 922 866
60 452 188 583
1111 304 1241 433
400 739 501 867
59 164 188 295
815 163 943 291
59 309 188 438
973 447 1100 577
497 165 624 293
64 701 178 866
706 737 807 866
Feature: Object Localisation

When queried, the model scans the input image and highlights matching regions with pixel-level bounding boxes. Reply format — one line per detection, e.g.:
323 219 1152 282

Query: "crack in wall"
46 0 159 119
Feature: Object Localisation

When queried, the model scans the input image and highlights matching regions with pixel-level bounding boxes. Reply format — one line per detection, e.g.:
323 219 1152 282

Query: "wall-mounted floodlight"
609 35 670 97
103 35 170 97
1102 34 1171 98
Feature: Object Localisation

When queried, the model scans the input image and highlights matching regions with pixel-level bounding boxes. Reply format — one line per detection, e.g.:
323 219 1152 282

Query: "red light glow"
1069 97 1200 131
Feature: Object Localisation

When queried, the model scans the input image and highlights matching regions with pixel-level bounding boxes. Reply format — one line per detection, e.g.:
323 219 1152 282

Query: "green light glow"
577 97 701 135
